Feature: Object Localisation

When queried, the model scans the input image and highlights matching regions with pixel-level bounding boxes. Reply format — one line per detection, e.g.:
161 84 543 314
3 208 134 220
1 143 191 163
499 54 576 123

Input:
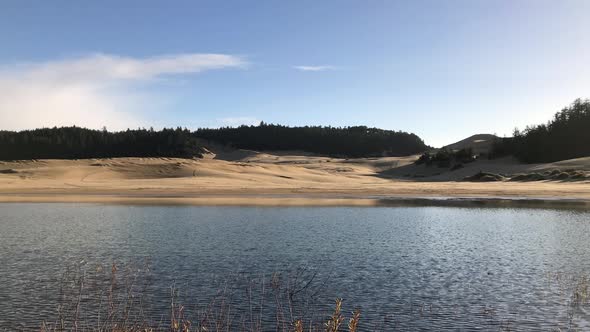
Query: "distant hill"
444 134 498 155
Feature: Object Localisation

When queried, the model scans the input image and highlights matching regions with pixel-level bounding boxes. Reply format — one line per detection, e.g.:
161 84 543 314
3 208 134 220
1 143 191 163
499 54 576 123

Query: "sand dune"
443 133 498 154
1 149 589 206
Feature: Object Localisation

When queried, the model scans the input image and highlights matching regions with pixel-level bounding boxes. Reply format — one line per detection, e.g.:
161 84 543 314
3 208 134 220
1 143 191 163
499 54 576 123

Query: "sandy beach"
1 149 589 207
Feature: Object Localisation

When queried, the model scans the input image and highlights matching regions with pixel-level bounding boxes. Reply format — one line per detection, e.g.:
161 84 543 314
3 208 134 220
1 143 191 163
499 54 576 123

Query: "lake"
0 203 589 330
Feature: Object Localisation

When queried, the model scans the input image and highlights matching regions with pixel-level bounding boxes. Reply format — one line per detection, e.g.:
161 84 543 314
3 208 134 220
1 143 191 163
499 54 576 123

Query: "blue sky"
1 1 589 146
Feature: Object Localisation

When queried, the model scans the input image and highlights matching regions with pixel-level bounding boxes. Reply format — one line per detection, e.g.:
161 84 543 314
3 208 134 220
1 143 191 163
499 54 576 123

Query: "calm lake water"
1 203 589 330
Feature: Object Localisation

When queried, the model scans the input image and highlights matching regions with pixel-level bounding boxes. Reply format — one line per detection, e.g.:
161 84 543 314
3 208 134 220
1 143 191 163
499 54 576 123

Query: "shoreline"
1 193 589 209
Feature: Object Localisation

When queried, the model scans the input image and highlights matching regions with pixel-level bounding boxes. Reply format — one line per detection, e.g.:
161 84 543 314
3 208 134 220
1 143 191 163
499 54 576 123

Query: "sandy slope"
443 134 498 155
0 149 589 206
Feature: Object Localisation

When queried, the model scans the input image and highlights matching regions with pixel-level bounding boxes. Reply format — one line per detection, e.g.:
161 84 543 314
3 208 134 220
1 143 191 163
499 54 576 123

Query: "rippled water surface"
1 203 589 330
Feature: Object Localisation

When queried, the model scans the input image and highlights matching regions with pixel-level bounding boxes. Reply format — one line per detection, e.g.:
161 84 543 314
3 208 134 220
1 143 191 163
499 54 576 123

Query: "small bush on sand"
509 173 546 182
416 148 475 168
463 171 506 182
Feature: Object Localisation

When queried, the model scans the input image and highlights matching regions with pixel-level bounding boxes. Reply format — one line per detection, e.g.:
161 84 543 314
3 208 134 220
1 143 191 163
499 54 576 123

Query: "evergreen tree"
492 98 590 163
0 127 204 160
195 124 428 157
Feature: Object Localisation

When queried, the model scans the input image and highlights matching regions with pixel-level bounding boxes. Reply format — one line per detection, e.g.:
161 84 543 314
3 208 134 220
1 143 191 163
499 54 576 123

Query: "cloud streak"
293 65 334 72
0 53 245 131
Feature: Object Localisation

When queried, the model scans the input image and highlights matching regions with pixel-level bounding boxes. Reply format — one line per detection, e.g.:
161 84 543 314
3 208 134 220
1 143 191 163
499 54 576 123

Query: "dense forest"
0 127 205 160
195 123 428 157
492 98 590 163
0 123 427 160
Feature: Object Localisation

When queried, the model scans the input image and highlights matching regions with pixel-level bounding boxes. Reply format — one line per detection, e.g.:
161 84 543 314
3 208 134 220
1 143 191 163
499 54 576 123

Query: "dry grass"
9 263 589 331
36 263 363 332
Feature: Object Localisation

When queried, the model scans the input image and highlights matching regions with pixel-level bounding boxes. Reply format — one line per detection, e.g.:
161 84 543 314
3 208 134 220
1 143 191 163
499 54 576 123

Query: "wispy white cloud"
293 65 335 72
218 116 261 127
0 53 246 131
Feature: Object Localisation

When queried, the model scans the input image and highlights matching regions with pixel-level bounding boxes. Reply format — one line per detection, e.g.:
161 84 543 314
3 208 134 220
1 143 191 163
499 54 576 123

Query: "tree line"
0 123 428 160
195 123 428 157
492 98 590 163
0 127 204 160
